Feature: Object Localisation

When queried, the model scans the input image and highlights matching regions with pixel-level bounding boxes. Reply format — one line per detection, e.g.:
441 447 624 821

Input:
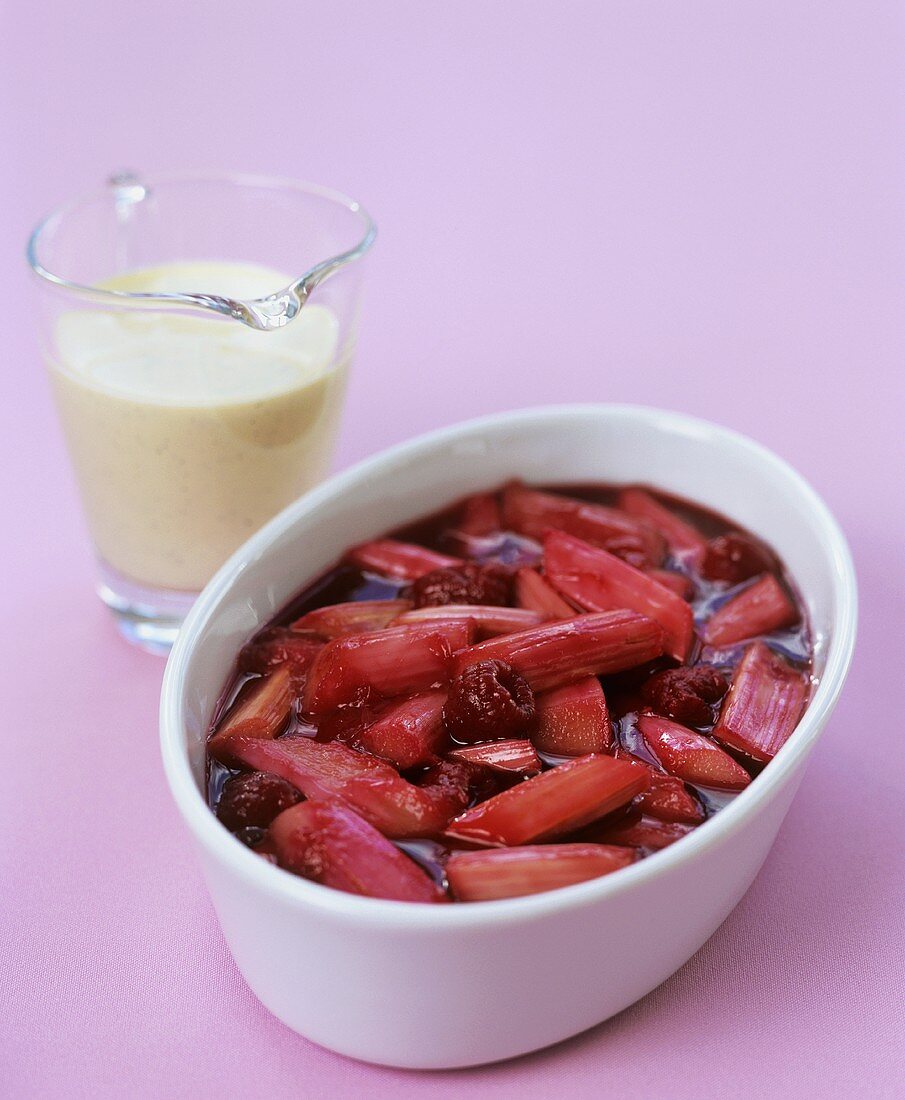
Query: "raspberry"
702 533 776 585
641 666 728 727
410 563 511 608
443 659 535 744
216 771 302 832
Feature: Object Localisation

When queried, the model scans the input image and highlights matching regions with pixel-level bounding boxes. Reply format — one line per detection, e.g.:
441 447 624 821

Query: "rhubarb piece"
445 754 648 846
225 736 458 838
544 531 694 661
410 562 512 608
453 609 665 692
345 539 461 580
290 599 411 638
618 487 708 560
589 811 693 851
613 752 704 823
702 531 778 585
216 771 302 831
354 691 448 769
637 714 751 791
448 739 542 776
443 659 536 744
303 621 472 714
648 569 694 600
712 641 808 762
393 604 546 638
514 567 576 618
456 491 502 536
447 843 635 901
271 801 447 903
703 574 798 647
501 481 665 568
641 665 728 727
208 667 293 760
533 677 613 755
238 628 323 691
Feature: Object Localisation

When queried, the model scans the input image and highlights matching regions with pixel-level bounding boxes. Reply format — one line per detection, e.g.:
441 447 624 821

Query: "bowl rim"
160 403 857 928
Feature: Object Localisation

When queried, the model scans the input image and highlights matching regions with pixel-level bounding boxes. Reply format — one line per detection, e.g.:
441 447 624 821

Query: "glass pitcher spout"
27 170 377 331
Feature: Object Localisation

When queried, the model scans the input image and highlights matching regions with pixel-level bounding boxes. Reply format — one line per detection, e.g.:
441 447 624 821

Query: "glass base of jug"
97 560 199 655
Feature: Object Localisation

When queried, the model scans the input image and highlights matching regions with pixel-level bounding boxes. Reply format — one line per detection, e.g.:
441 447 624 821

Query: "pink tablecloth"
3 2 902 1095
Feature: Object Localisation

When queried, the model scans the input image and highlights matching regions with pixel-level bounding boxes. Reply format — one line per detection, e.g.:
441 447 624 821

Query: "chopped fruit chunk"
443 659 535 744
613 752 705 824
303 621 473 714
345 539 461 580
533 677 613 755
452 610 666 692
637 714 751 791
641 665 728 727
354 691 448 769
501 481 664 567
588 811 693 851
216 771 302 831
410 562 512 608
448 739 542 776
238 629 323 690
446 754 648 846
271 801 447 903
208 667 293 760
290 599 412 638
225 737 458 838
713 642 808 762
703 574 798 647
648 569 695 600
456 491 502 536
544 531 694 661
447 843 635 901
392 604 546 637
514 567 576 618
618 487 708 560
702 531 778 585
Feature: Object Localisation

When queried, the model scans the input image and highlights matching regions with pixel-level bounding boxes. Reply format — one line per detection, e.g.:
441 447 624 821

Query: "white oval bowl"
160 405 856 1069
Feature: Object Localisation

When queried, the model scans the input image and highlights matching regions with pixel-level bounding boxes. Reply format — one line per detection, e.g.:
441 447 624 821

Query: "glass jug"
27 171 375 651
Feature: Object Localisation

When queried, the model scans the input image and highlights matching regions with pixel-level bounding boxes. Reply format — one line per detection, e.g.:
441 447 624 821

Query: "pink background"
3 2 903 1095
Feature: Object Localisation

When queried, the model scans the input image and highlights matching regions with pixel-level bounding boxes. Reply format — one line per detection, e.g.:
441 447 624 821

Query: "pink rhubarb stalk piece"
271 801 447 902
303 620 473 714
456 491 502 536
208 666 293 760
501 482 665 568
447 739 542 776
291 599 412 638
613 749 704 823
618 487 708 561
451 610 665 693
544 530 695 662
712 641 809 762
588 812 693 851
392 604 546 638
225 736 463 838
533 677 613 755
648 570 694 600
446 843 635 901
703 574 798 647
345 539 461 580
354 690 448 769
637 714 751 791
514 567 576 618
445 754 649 846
